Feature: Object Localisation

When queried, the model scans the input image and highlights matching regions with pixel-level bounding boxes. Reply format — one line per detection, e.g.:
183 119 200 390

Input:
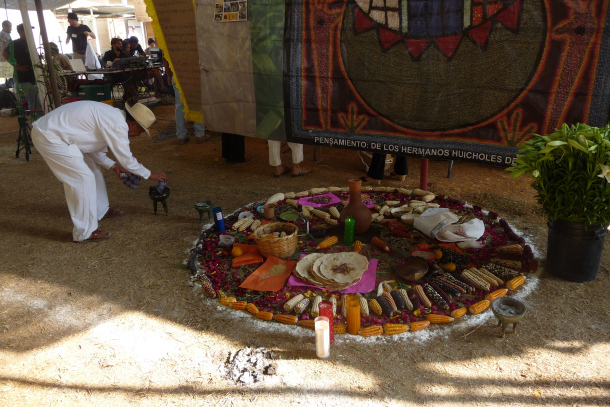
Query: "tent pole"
17 0 48 114
34 0 61 110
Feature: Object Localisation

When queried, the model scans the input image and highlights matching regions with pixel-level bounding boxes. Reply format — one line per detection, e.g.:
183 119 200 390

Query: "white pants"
268 140 303 167
31 128 110 241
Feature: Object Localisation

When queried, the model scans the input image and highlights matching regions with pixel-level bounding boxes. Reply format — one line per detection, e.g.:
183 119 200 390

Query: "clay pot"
339 179 372 235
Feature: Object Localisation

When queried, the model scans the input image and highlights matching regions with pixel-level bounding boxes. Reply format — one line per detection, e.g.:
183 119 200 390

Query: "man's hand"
112 164 130 179
149 172 166 182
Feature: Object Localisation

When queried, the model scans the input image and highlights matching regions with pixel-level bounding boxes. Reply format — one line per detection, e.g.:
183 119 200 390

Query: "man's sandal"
81 229 112 243
102 209 126 220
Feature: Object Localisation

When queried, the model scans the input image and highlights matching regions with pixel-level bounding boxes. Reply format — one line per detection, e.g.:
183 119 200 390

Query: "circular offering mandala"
187 185 536 338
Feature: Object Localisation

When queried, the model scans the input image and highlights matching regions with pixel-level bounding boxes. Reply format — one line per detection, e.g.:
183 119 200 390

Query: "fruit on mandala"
231 247 244 257
434 249 443 259
441 262 456 272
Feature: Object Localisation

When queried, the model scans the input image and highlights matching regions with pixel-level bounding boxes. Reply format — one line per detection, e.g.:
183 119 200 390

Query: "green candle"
344 215 355 245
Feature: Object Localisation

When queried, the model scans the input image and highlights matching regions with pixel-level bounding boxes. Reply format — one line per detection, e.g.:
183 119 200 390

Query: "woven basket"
253 222 298 258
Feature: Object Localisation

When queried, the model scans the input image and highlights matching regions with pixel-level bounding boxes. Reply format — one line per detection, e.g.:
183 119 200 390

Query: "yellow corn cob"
506 275 525 290
385 200 400 206
311 208 331 219
469 300 491 315
468 267 498 286
378 205 389 216
462 270 491 291
358 295 369 317
334 323 346 334
475 267 504 286
384 323 409 335
220 297 237 306
230 301 247 310
284 192 296 199
317 236 338 249
294 298 311 314
330 296 337 316
371 213 380 221
310 296 322 317
410 320 430 332
295 190 309 197
414 285 432 308
341 294 348 318
298 319 316 329
485 288 508 303
285 199 299 208
362 186 373 192
325 218 338 226
246 303 259 315
353 240 363 253
329 206 341 219
450 307 467 319
232 218 248 230
327 187 341 192
273 314 298 325
301 206 312 219
250 220 261 231
371 236 390 252
369 299 383 315
375 214 385 223
397 289 414 310
413 188 431 196
284 294 304 312
238 218 254 232
360 325 383 337
374 205 382 212
372 186 387 192
216 289 227 299
398 188 412 195
310 187 328 195
256 311 274 321
427 314 454 323
422 194 436 202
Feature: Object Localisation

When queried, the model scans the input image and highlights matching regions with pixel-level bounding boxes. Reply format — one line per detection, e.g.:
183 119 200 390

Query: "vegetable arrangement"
189 186 533 338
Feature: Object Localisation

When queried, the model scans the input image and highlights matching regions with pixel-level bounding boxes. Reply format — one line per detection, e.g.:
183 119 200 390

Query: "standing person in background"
268 140 312 177
360 153 408 184
0 21 12 63
222 133 251 165
65 13 95 62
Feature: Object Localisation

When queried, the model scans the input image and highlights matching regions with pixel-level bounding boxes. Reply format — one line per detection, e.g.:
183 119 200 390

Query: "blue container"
212 206 225 232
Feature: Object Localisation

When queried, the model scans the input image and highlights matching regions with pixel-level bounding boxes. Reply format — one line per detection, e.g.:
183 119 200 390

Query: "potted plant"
507 123 610 281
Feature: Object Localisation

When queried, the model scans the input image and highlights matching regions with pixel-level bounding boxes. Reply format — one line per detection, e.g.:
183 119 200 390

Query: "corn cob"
374 205 382 212
437 276 467 294
334 323 346 334
423 283 449 310
327 186 341 192
329 206 341 219
284 294 304 312
301 205 312 219
294 298 311 314
431 278 461 297
273 314 298 325
246 303 259 315
369 299 383 316
410 320 430 332
256 311 274 321
341 200 349 207
409 290 421 310
295 190 309 197
341 294 348 318
360 325 383 337
310 296 322 317
362 186 373 192
384 323 409 335
397 288 414 310
310 187 328 195
398 188 412 195
491 258 522 269
280 231 287 238
375 296 394 317
220 297 237 306
414 285 432 308
311 208 331 220
317 236 338 249
371 237 390 252
462 270 491 291
353 240 363 253
481 264 519 282
298 319 316 329
450 307 467 319
374 214 385 223
216 289 227 299
385 200 401 206
446 273 476 292
422 194 436 202
485 288 508 302
196 274 216 298
358 295 369 317
284 192 296 199
390 290 406 309
428 280 452 304
325 218 338 226
427 314 454 323
468 299 491 315
506 275 525 290
232 218 248 230
285 199 299 208
382 282 392 292
378 205 389 216
413 188 431 196
372 186 387 192
475 267 504 286
230 301 247 310
371 213 380 222
330 295 337 316
495 244 523 255
250 219 262 231
382 292 398 311
468 267 499 287
238 218 254 232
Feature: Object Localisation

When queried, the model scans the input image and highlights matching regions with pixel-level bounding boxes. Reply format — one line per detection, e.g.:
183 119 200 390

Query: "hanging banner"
282 0 610 167
144 0 202 122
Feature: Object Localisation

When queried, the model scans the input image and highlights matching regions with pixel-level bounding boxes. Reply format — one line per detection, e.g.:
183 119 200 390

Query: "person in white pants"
268 140 312 177
31 101 167 242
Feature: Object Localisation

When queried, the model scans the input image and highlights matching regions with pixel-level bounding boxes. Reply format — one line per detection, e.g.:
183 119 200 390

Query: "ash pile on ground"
224 347 277 385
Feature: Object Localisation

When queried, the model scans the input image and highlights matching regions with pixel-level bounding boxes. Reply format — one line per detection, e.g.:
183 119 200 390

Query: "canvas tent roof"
2 0 72 10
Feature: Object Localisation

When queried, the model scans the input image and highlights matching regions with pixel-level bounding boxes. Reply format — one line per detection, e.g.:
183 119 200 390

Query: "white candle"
315 316 330 359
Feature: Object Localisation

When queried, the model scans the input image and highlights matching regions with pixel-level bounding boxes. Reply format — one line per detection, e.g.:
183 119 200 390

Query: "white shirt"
33 101 151 179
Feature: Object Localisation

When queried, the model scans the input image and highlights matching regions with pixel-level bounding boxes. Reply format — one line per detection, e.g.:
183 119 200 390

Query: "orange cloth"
239 256 296 292
231 244 264 267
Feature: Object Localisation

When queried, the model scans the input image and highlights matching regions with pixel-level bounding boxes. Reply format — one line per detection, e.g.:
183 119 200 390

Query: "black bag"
0 85 16 109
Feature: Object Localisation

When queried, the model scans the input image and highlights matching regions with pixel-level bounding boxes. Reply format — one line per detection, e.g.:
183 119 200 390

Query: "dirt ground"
1 103 609 406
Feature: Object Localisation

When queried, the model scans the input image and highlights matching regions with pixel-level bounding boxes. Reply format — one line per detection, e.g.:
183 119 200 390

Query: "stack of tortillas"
294 252 369 290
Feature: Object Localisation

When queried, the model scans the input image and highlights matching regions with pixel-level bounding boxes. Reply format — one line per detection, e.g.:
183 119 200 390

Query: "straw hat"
125 103 156 136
